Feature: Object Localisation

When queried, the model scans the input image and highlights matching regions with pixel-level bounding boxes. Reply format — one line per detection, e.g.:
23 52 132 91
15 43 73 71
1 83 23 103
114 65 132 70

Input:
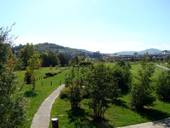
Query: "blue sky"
1 0 170 53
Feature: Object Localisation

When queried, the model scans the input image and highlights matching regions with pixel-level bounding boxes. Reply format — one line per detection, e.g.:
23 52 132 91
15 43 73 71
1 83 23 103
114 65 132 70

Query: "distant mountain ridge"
14 43 167 56
116 48 163 55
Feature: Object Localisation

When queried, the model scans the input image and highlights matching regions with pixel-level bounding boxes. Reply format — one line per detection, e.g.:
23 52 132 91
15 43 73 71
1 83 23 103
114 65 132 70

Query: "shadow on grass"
66 108 115 128
133 108 169 121
111 99 128 109
159 98 170 104
89 117 114 128
24 90 37 97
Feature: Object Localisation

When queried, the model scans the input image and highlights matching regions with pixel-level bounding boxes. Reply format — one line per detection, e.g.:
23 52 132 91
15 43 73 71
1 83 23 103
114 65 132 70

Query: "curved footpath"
156 64 170 71
117 117 170 128
30 84 65 128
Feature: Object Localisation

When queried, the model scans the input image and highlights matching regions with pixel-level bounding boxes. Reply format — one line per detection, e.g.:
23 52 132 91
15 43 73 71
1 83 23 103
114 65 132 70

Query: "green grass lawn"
49 64 170 128
15 67 67 128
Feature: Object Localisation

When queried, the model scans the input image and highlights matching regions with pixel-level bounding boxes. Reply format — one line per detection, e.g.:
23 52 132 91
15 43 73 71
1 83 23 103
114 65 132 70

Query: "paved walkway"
156 64 170 70
30 84 65 128
118 117 170 128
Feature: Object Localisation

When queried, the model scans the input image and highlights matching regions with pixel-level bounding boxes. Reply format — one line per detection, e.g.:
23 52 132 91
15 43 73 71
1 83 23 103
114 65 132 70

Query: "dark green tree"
86 63 119 119
0 26 27 127
156 71 170 100
130 61 155 109
65 67 85 109
57 53 69 67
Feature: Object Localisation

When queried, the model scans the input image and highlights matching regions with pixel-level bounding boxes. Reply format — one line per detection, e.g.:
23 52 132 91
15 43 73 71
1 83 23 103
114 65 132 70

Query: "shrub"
45 70 62 78
60 87 70 99
156 71 170 100
79 61 93 66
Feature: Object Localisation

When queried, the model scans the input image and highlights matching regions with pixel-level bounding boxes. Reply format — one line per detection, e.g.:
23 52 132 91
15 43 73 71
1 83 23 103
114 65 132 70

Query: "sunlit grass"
50 63 170 128
15 67 67 128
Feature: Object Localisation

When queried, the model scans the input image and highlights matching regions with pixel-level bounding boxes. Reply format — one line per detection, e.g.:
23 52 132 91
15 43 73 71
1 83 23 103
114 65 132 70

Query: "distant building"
162 50 170 54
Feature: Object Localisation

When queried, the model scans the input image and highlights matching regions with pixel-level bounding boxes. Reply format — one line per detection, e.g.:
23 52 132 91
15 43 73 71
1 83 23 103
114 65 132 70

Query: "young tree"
65 67 84 109
0 26 27 127
156 71 170 100
24 54 41 89
20 43 35 68
115 61 132 91
130 61 155 109
86 63 119 119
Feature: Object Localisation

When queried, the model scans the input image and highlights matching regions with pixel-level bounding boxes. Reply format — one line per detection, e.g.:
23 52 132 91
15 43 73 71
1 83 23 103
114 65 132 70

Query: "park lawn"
15 67 67 128
50 64 170 128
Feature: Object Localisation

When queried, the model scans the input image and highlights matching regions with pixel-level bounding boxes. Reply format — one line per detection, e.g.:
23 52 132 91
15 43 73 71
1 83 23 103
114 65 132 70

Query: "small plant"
24 66 31 84
50 65 52 70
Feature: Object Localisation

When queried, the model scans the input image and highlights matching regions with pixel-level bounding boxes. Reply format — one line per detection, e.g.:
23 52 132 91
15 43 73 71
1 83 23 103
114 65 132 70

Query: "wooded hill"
14 42 91 57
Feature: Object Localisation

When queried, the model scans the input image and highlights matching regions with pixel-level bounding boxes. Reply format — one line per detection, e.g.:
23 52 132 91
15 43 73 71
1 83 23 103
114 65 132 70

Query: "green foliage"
156 71 170 100
60 87 70 99
130 61 155 109
50 64 170 128
20 43 35 68
65 67 85 109
117 59 126 67
85 63 120 118
79 61 93 66
24 54 41 89
55 65 58 70
0 26 27 127
41 51 58 67
57 53 69 67
115 61 132 91
70 55 79 66
24 66 31 84
45 70 62 78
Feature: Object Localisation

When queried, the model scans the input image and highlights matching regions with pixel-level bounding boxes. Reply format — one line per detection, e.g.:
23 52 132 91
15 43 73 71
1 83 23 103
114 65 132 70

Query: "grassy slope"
15 67 67 128
50 64 170 128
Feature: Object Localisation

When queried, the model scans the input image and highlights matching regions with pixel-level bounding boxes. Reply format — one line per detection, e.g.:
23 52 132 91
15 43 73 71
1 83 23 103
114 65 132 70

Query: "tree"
57 53 69 67
65 67 85 109
0 26 27 127
20 43 35 68
115 61 132 92
130 61 155 109
85 63 119 119
156 71 170 100
24 54 41 89
70 55 79 66
40 51 58 67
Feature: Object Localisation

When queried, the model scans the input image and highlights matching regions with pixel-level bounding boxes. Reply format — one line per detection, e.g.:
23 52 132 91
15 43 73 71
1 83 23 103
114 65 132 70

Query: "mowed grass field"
49 63 170 128
15 67 67 128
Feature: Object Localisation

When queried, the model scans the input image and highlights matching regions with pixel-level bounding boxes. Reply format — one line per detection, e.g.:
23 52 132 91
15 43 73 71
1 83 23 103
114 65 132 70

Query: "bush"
44 70 62 78
60 87 70 99
79 61 93 66
156 71 170 100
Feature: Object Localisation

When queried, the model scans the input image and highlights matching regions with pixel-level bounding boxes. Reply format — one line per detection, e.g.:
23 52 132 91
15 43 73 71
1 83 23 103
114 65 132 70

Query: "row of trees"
64 62 132 119
63 56 170 119
17 43 88 70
